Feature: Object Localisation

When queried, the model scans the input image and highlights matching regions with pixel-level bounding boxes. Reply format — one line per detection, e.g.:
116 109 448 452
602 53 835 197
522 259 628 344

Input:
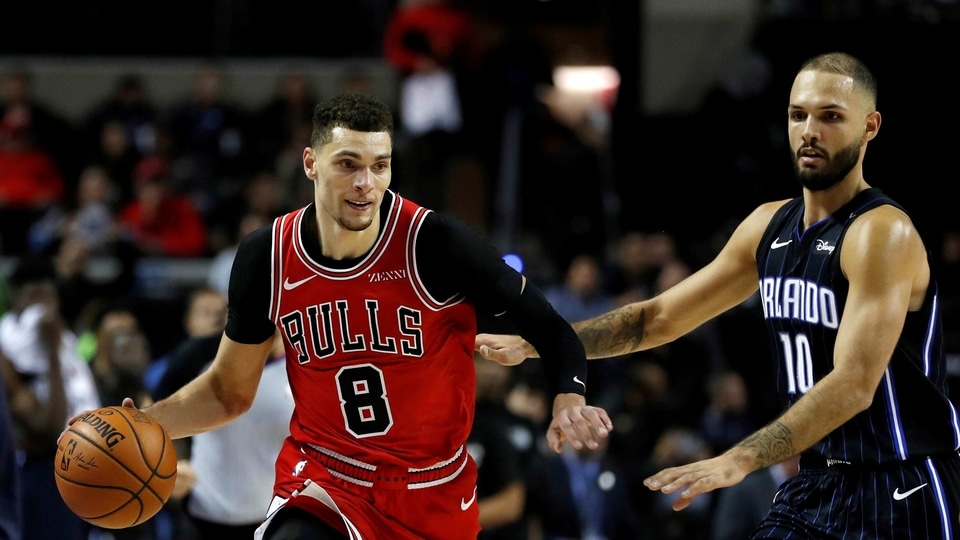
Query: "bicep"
834 211 923 382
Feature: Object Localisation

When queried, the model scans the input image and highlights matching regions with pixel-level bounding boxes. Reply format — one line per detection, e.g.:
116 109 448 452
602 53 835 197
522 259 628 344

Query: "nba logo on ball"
55 406 178 529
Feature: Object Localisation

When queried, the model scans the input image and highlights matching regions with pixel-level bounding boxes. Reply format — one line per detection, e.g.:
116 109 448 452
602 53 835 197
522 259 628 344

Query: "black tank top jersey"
756 188 960 464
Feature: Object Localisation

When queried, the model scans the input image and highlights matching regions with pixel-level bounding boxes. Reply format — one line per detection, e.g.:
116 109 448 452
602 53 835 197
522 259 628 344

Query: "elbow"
841 383 874 415
223 395 255 418
210 378 255 419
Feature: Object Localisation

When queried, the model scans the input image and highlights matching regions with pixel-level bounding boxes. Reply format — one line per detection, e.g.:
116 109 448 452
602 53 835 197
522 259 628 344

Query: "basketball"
54 406 178 529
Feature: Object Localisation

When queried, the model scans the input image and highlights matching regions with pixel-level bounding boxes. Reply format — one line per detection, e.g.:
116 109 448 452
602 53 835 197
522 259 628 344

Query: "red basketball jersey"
268 192 477 469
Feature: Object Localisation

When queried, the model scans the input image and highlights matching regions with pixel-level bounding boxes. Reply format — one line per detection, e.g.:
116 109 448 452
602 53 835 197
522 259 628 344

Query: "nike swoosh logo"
771 238 792 249
893 483 928 501
283 275 318 290
573 376 586 390
460 486 477 511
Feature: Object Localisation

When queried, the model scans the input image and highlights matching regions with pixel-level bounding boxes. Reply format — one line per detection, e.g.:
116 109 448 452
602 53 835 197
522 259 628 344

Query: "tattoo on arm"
575 306 645 358
736 421 794 469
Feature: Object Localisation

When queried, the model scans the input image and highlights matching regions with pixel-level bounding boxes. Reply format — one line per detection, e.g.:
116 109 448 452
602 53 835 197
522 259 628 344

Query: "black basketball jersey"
756 188 960 463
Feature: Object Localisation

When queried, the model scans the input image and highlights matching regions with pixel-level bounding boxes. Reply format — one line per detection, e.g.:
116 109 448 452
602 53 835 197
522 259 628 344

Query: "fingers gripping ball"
55 406 178 529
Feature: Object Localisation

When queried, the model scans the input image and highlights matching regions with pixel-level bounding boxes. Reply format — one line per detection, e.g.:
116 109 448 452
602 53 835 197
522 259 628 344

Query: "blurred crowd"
2 1 960 539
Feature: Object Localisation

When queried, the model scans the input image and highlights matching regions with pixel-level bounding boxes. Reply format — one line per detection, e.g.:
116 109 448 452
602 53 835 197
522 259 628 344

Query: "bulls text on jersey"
279 299 424 364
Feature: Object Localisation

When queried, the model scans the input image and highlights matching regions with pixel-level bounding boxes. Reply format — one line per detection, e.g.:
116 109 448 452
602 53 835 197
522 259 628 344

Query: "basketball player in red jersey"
66 92 612 539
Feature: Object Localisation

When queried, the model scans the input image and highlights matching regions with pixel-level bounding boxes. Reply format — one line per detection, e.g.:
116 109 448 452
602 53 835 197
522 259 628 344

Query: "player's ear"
303 147 318 181
863 111 880 142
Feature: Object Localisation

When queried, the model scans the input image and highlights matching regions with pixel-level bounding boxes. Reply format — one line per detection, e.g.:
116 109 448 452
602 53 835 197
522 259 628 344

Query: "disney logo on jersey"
279 299 424 364
815 239 835 253
368 269 407 283
759 276 839 328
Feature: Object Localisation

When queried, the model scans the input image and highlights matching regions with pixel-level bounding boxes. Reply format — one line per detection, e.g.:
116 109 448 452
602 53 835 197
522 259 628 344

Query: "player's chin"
338 216 374 231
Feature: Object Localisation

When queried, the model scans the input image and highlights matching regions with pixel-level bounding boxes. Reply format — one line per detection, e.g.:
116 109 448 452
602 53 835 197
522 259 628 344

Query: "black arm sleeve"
416 213 588 396
224 225 277 345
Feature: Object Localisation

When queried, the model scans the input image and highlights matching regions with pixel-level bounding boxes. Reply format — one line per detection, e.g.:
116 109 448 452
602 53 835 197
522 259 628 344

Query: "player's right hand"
61 397 139 438
475 333 534 366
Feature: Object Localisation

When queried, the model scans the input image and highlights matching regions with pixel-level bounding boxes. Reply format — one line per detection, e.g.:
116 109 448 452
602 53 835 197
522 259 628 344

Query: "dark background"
3 0 958 246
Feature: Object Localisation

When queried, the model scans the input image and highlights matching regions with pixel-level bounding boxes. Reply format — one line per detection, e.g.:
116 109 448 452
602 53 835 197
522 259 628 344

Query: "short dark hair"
798 52 878 108
311 93 394 148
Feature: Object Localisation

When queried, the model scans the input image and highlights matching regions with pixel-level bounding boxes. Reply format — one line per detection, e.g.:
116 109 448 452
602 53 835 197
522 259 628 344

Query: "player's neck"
801 176 869 229
317 217 382 260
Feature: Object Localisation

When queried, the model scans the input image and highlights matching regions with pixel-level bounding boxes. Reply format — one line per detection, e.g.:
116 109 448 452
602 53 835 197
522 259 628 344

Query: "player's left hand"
475 333 533 366
547 393 613 453
643 453 750 511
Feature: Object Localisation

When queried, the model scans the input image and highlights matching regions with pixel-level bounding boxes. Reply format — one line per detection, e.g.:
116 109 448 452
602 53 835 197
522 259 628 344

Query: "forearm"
728 373 870 470
572 302 648 359
142 369 250 439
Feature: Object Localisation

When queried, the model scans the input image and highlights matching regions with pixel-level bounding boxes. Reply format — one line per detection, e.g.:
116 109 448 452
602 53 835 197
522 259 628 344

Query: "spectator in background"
603 231 678 306
163 65 251 219
88 306 152 408
272 117 315 212
28 164 121 256
80 74 159 161
205 168 288 255
146 286 227 401
0 270 22 539
0 68 81 184
383 0 481 212
604 361 676 521
84 119 143 206
0 256 100 540
524 437 641 540
250 72 317 172
544 253 616 325
0 106 65 255
470 354 532 540
698 370 760 456
0 355 22 540
118 155 209 257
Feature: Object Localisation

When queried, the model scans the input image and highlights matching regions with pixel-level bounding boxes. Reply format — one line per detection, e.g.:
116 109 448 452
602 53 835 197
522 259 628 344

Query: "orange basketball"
54 406 178 529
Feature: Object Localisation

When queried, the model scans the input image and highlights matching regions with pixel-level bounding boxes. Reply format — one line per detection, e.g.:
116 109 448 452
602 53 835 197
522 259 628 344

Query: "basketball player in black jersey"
477 52 960 538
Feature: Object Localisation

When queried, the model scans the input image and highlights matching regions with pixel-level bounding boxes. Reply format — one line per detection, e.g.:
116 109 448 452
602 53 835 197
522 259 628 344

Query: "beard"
792 139 861 192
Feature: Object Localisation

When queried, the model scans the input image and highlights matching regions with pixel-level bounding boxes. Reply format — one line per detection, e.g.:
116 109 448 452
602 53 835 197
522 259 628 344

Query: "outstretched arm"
477 202 779 364
644 205 927 510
